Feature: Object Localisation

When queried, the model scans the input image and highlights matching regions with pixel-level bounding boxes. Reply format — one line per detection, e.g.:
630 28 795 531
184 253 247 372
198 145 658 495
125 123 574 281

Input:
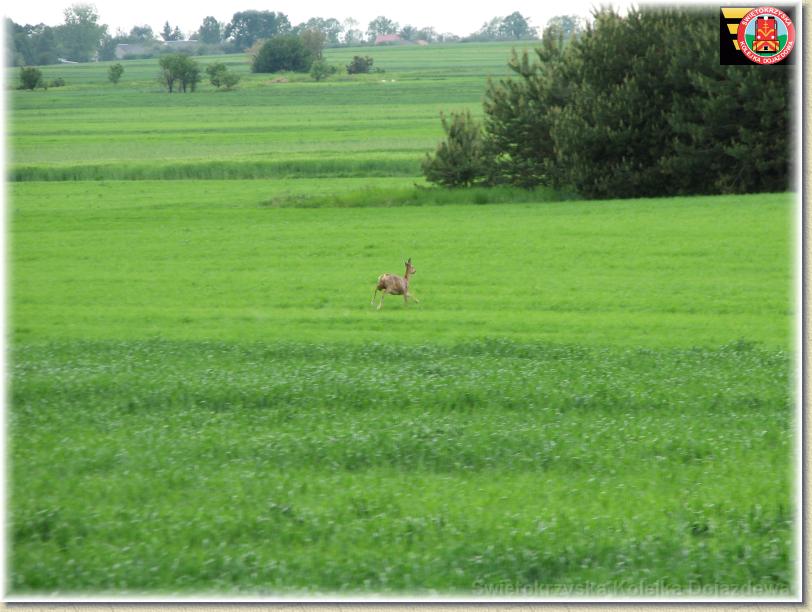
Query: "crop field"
8 42 797 597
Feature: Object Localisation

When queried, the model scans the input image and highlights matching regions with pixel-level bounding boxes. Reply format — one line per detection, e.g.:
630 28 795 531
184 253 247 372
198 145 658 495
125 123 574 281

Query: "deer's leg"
371 286 378 306
377 292 385 310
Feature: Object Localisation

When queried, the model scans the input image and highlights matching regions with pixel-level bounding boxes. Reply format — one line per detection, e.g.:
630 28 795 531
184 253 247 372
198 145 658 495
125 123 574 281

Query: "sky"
4 0 636 38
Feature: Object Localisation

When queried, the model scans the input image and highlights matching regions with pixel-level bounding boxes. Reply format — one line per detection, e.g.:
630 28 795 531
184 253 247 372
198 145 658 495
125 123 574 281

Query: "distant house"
115 39 199 59
374 34 418 46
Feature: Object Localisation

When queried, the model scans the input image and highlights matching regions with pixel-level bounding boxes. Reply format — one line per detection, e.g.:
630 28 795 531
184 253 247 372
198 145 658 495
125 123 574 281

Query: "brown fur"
371 258 419 309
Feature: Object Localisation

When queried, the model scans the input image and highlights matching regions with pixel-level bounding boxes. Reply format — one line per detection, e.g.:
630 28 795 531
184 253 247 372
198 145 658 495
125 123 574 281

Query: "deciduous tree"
197 16 222 44
57 3 107 62
366 16 398 42
225 11 291 50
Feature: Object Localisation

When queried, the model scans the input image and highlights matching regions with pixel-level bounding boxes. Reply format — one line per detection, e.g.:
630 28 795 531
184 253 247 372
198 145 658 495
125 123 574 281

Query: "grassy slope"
8 41 797 596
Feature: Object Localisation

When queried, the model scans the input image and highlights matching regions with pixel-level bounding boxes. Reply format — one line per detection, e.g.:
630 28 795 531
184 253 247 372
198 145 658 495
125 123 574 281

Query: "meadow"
7 42 797 597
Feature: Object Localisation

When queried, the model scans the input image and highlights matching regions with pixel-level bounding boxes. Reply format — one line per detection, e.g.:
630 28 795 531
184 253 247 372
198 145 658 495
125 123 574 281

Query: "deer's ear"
407 258 412 263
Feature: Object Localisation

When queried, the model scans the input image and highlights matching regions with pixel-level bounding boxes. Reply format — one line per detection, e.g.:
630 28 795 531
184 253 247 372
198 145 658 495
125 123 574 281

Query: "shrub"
49 77 66 87
310 59 337 81
220 72 240 89
206 62 240 89
251 35 313 73
19 66 43 90
422 110 488 187
108 63 124 84
346 55 374 74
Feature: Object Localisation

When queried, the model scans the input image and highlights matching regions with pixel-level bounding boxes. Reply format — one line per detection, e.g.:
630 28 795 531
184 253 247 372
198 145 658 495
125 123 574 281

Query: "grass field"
7 42 798 597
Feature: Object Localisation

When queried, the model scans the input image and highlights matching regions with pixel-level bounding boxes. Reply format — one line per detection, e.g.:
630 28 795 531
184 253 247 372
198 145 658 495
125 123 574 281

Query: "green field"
8 43 797 597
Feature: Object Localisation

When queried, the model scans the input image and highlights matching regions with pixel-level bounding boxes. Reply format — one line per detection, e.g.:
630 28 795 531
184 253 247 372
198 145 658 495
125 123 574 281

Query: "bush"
422 111 488 187
108 63 124 84
309 59 337 81
252 35 313 73
19 66 43 90
346 55 374 74
158 54 201 93
220 72 240 89
49 77 66 87
206 62 241 89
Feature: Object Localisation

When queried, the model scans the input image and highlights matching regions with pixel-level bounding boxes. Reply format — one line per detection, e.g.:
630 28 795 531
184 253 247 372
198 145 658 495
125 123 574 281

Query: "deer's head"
405 258 416 276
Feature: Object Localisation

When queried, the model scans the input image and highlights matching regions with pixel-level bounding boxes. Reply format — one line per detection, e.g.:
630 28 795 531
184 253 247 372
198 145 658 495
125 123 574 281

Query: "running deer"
371 258 419 310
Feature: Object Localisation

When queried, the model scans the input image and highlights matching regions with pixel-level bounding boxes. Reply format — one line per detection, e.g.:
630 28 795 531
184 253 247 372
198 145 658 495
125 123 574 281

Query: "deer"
371 258 420 310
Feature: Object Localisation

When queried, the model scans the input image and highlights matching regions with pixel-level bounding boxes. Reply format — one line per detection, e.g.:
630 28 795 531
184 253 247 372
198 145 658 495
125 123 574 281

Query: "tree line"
423 7 790 198
6 4 564 66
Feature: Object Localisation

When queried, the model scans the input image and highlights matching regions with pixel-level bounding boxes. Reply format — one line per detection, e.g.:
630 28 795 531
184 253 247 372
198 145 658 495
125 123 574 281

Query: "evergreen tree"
482 34 569 188
422 111 488 187
429 6 791 197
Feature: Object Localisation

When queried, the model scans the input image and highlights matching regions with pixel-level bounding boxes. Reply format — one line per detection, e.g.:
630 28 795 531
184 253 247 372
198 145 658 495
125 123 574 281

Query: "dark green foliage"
656 15 791 195
346 55 374 74
551 9 678 198
422 110 488 187
309 58 336 81
225 10 291 50
107 62 123 84
48 77 65 87
436 7 791 198
482 36 569 188
251 35 314 73
18 66 43 90
552 8 790 197
206 61 239 90
158 54 200 93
